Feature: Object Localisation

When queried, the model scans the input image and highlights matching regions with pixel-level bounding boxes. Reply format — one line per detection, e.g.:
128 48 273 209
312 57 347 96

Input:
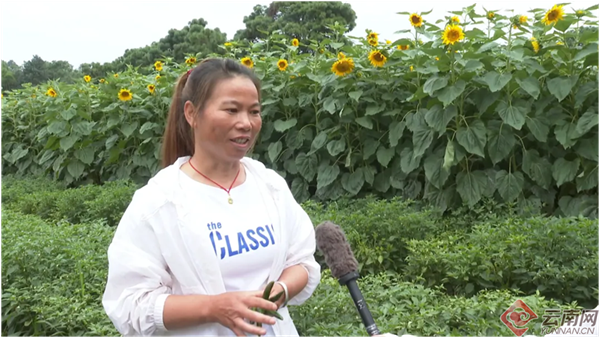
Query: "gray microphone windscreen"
314 221 359 279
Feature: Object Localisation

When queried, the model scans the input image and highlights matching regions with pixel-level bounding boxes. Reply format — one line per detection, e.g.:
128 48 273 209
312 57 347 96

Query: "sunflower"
368 38 378 46
397 44 410 51
224 42 232 47
338 52 346 59
154 61 163 71
147 84 156 94
99 78 105 84
367 32 378 40
83 75 91 83
118 89 132 101
46 88 57 97
114 73 119 78
331 58 355 76
409 13 423 27
277 59 288 71
386 40 391 45
368 50 387 67
318 48 324 54
410 65 414 72
155 75 161 81
451 16 460 23
291 38 299 47
241 57 253 68
487 11 495 19
531 37 540 53
186 57 197 65
542 5 564 25
519 15 528 24
442 24 465 45
576 10 585 17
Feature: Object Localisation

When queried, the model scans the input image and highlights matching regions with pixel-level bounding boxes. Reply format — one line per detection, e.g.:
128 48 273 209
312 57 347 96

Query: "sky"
1 0 598 68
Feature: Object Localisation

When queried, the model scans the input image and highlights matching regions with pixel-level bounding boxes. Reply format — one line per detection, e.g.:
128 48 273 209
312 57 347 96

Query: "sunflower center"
548 10 558 20
337 62 349 72
412 16 420 24
122 92 129 98
449 30 459 40
374 53 384 61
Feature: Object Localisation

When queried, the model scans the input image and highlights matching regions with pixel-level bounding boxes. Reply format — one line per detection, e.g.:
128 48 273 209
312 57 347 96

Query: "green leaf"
576 138 598 162
424 149 450 189
356 116 373 129
323 97 336 114
522 150 553 189
400 147 422 174
362 165 376 185
388 121 405 147
480 71 512 92
268 141 283 162
311 131 328 151
366 104 384 116
496 170 524 203
412 125 434 159
139 122 157 134
373 169 391 193
463 60 484 72
472 89 501 114
496 101 526 130
349 90 363 102
423 75 449 96
317 163 340 190
456 119 487 158
436 80 466 107
456 170 487 207
341 171 365 196
576 110 598 135
273 118 298 132
425 105 456 134
327 139 346 156
60 107 77 121
525 116 550 143
516 76 540 99
363 138 379 160
376 146 395 167
291 177 309 203
60 135 78 151
443 139 454 170
47 120 67 135
487 121 515 165
552 157 580 187
576 164 598 192
120 121 139 138
554 121 582 149
67 160 85 179
574 42 598 61
75 148 94 165
295 153 318 181
575 82 597 108
546 76 575 102
72 121 96 136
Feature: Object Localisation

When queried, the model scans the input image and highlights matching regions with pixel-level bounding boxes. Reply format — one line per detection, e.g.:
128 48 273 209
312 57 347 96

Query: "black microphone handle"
339 271 381 336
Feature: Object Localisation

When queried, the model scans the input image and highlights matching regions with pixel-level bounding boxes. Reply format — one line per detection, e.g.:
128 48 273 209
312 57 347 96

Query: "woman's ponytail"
161 72 194 168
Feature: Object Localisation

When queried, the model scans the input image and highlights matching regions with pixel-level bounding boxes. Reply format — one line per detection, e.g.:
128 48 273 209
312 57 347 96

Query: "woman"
102 58 321 337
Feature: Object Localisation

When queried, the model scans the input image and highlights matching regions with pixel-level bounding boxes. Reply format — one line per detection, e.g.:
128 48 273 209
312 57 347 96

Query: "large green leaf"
423 75 449 96
487 121 515 165
546 76 576 102
75 148 95 165
425 105 456 133
412 125 434 158
576 109 598 135
443 140 455 170
552 157 580 187
311 131 328 151
436 80 466 107
496 170 524 203
516 76 540 99
274 118 298 132
268 141 283 162
59 135 78 151
525 115 550 143
376 146 395 167
496 100 526 130
576 138 598 162
456 119 487 158
67 159 85 179
327 139 346 156
576 163 598 192
363 138 379 160
356 116 373 129
480 71 512 92
522 150 553 189
456 170 488 207
424 149 450 189
317 163 340 190
291 177 310 203
295 153 318 181
388 121 406 147
554 121 583 149
400 147 422 174
341 170 365 196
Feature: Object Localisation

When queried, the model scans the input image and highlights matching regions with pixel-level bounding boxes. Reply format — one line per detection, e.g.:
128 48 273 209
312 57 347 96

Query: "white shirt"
102 156 321 337
179 169 279 336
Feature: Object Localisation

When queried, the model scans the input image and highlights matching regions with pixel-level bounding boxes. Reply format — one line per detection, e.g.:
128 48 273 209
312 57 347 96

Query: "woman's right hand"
208 290 278 337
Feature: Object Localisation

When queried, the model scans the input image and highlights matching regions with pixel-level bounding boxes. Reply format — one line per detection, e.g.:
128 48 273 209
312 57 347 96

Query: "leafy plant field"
1 176 596 336
2 5 598 217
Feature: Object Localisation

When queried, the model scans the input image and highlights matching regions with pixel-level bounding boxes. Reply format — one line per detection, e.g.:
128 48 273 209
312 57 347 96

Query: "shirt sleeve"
102 190 173 336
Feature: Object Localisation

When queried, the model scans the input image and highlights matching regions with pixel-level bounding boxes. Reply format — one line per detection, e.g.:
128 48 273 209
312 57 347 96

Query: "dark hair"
160 58 261 168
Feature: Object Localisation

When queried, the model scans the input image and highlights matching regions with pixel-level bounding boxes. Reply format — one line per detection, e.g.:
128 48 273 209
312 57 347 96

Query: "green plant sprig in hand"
250 280 284 336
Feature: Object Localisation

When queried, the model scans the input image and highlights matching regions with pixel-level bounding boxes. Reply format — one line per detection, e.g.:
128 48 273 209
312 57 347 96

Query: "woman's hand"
209 290 278 337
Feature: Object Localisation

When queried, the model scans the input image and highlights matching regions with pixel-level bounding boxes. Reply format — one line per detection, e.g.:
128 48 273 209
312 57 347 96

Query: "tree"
234 1 357 44
1 60 23 92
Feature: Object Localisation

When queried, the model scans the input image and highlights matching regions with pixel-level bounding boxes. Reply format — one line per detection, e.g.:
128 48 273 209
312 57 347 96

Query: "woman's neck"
186 152 244 187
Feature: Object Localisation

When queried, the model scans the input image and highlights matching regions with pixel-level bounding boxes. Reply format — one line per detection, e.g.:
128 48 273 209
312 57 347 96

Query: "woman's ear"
184 100 196 128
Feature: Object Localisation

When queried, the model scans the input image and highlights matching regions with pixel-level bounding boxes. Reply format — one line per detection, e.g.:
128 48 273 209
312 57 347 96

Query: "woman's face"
185 76 262 164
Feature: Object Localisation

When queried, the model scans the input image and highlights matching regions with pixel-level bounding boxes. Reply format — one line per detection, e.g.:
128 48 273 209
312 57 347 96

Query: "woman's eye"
226 108 237 113
251 110 261 115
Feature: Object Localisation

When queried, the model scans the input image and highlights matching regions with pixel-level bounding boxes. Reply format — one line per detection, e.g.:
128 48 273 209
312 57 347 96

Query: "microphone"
315 221 381 337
